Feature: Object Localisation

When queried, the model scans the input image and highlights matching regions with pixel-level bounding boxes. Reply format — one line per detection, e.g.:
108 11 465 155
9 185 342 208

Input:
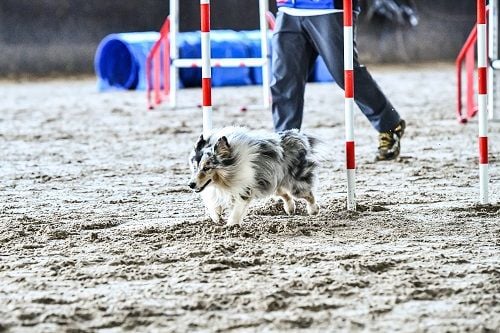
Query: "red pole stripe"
346 141 355 169
343 0 353 26
479 136 488 164
477 0 486 24
202 78 212 106
344 69 354 98
154 54 161 104
201 4 210 32
478 67 487 94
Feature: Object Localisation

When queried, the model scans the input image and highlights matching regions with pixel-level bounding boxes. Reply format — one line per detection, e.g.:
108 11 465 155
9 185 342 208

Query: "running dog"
188 127 320 225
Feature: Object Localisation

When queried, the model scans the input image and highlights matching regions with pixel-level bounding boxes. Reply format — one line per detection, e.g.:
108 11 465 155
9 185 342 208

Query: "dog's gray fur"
189 127 320 225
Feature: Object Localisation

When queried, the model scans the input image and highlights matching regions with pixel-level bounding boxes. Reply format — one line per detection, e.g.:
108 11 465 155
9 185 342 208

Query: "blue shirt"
276 0 360 11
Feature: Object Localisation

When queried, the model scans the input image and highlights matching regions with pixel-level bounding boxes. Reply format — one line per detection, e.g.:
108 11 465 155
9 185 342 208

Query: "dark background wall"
0 0 476 77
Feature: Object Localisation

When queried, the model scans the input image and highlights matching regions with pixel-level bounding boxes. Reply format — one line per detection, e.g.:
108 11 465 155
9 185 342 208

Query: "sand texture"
0 64 499 332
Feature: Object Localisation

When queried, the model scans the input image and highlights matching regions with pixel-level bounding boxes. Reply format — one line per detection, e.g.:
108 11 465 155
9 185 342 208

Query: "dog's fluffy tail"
303 133 329 162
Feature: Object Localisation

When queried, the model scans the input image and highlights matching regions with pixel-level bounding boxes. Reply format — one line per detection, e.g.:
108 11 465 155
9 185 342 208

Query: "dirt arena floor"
1 63 499 332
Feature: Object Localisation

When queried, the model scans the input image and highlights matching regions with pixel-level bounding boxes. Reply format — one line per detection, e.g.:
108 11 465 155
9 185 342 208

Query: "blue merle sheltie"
188 127 320 225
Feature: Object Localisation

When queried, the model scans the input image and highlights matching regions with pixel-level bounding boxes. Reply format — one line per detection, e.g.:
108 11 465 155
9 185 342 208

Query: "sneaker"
376 119 406 161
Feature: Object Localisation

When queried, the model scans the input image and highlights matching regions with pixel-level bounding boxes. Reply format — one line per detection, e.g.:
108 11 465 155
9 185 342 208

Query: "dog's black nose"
189 182 196 189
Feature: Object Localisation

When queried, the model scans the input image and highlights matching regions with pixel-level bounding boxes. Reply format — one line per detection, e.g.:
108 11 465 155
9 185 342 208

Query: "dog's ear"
194 134 205 151
214 136 231 157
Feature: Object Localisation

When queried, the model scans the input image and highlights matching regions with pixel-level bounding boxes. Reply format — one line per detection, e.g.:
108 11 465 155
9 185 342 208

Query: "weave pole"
170 0 179 108
258 0 271 109
343 0 356 211
477 0 489 204
201 0 213 138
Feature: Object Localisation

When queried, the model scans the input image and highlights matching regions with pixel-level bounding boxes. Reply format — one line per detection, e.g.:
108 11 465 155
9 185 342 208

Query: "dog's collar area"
195 180 212 193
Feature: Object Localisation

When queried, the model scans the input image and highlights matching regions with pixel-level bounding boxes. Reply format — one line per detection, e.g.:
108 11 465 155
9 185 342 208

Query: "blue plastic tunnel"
240 30 272 85
94 32 159 91
178 30 253 88
94 30 331 91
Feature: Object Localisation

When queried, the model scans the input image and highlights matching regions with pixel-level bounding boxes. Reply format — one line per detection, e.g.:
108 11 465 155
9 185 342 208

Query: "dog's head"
188 134 232 192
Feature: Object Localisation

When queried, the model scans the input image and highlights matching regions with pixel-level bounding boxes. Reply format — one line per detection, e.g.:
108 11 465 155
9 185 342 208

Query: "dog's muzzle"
193 179 212 193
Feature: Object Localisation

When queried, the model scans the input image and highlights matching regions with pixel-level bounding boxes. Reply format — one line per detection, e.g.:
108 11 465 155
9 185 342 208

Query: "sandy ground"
0 63 499 333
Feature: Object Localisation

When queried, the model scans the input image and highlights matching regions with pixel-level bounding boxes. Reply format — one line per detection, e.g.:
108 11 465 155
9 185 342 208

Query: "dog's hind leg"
227 197 250 226
304 192 320 215
293 189 320 215
276 188 295 215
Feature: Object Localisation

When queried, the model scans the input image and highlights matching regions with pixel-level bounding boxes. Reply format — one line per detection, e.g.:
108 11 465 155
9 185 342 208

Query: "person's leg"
271 12 317 132
303 13 401 132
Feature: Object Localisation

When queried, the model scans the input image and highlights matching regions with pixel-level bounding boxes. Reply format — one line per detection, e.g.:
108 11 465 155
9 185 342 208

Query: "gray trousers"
271 11 401 133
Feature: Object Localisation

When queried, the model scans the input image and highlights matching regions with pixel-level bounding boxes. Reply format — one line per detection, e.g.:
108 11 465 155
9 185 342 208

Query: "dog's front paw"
207 206 224 224
307 203 320 215
208 212 223 224
226 217 242 226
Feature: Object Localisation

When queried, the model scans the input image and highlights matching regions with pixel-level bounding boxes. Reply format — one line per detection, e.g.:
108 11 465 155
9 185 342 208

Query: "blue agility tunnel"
211 30 253 87
313 56 335 83
95 30 253 91
241 30 272 85
95 30 331 91
95 32 160 91
177 32 203 88
178 30 253 88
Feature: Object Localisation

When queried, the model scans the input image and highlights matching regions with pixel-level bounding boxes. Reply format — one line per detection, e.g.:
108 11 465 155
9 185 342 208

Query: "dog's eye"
202 166 210 172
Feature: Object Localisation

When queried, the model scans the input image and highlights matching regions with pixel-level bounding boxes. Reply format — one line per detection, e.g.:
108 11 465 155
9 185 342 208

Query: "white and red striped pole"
343 0 356 210
259 0 271 109
477 0 489 204
201 0 213 138
170 0 179 108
